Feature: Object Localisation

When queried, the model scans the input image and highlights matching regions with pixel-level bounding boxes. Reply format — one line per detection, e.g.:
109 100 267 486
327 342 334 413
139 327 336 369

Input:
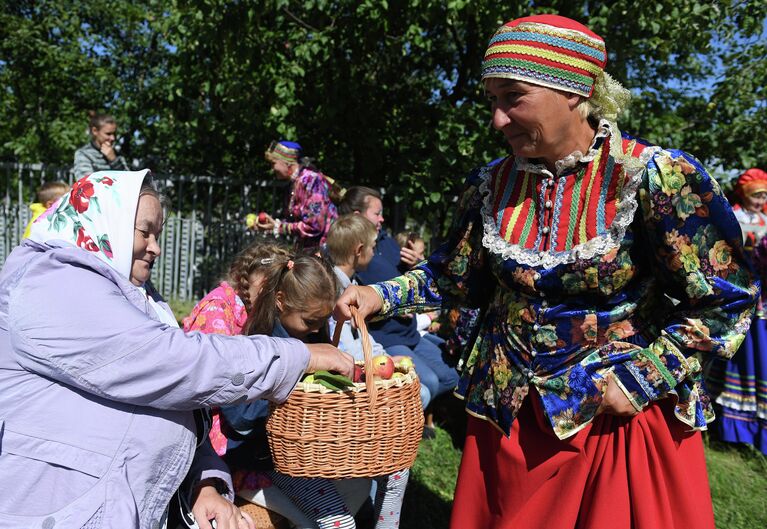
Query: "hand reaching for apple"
305 343 355 379
334 285 383 325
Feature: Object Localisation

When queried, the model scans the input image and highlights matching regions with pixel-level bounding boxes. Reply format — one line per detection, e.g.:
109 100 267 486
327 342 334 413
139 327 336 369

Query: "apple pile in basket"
302 355 415 391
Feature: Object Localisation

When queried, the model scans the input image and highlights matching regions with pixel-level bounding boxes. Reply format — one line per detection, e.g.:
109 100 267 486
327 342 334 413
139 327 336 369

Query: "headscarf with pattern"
28 169 151 281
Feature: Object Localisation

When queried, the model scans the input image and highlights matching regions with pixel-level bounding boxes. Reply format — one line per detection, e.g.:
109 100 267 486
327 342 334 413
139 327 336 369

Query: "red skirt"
450 393 715 529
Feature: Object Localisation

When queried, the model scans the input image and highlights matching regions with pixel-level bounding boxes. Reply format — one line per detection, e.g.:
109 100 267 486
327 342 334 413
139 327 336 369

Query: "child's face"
279 302 333 340
357 239 376 271
411 239 425 256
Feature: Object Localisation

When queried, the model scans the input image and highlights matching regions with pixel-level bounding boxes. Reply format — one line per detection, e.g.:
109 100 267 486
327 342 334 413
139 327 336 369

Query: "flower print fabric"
183 282 249 337
27 170 150 280
184 281 250 456
277 167 338 247
370 129 757 439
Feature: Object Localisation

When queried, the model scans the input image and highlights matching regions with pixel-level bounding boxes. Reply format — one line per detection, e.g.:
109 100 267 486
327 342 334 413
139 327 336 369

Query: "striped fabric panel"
492 24 606 60
488 134 644 252
487 30 606 62
497 169 529 242
563 170 584 251
576 146 603 244
518 182 538 247
484 46 603 76
596 154 615 236
492 157 515 214
481 57 594 85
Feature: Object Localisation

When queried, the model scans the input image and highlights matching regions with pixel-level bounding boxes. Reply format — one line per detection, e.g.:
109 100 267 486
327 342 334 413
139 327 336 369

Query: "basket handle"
351 306 378 411
331 316 344 348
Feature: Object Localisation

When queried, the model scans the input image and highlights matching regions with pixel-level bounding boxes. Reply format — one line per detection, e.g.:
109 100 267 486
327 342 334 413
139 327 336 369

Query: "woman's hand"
99 141 117 162
597 374 640 417
191 484 255 529
256 213 276 231
400 241 424 268
306 343 355 379
333 285 384 323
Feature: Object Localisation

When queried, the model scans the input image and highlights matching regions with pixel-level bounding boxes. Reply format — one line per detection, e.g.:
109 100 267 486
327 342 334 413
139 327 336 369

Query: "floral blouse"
372 122 758 439
183 282 249 456
183 281 248 336
277 167 338 247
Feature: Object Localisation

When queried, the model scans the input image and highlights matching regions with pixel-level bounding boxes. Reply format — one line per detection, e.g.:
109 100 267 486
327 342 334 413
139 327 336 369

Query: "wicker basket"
266 308 424 478
235 497 290 529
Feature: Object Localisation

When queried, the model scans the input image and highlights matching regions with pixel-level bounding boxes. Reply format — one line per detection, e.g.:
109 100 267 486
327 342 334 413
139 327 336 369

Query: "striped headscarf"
265 140 302 165
482 14 607 98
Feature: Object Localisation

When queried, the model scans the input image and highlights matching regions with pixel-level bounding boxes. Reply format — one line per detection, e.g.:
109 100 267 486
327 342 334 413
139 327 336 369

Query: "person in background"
324 214 411 529
338 186 459 440
183 243 292 457
0 170 352 529
211 252 368 529
73 111 129 179
22 180 70 238
395 231 441 338
335 14 757 529
707 167 767 455
254 140 338 250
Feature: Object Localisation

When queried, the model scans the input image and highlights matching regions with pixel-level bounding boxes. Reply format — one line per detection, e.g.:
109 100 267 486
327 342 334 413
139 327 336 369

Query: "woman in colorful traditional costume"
707 168 767 454
255 140 338 250
335 14 757 529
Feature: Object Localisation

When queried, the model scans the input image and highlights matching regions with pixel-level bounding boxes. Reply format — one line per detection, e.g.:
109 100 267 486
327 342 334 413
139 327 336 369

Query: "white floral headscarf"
28 170 151 281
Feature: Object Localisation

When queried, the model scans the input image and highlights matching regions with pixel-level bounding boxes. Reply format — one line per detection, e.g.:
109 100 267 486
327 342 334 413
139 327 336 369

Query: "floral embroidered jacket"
372 123 758 439
277 167 338 247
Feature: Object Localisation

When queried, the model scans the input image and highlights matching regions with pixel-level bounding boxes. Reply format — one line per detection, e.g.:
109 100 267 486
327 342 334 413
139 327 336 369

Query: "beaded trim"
479 123 660 268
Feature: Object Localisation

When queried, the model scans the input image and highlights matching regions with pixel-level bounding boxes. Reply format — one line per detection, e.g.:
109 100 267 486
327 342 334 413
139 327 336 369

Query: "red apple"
371 355 395 380
353 365 365 383
258 211 268 224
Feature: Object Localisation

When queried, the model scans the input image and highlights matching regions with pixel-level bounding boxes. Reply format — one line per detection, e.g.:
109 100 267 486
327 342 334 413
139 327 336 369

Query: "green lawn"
402 411 767 529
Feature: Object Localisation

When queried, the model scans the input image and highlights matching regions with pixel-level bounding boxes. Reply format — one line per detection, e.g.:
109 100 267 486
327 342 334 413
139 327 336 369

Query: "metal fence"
0 162 288 301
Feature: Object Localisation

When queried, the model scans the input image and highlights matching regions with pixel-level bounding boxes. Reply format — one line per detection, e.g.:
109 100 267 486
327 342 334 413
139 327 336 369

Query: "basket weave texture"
266 308 424 478
235 497 290 529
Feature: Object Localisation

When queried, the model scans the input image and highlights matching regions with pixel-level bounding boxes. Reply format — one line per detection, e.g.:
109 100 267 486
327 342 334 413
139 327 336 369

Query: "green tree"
1 1 765 231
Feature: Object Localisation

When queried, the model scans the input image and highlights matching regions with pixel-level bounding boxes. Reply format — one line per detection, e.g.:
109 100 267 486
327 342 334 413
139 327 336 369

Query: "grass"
400 398 767 529
167 297 199 325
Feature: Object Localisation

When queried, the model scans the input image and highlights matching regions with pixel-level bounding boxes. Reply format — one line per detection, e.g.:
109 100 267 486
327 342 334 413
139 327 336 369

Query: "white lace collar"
515 119 612 177
479 123 661 268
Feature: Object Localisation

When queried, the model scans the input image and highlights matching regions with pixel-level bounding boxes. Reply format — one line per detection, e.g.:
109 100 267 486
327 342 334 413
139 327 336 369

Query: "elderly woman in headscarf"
255 140 338 250
335 14 757 529
0 170 352 529
707 168 767 455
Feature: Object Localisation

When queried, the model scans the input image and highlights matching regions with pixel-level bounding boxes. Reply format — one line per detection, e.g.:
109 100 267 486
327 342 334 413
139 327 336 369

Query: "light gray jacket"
0 241 309 529
73 142 129 179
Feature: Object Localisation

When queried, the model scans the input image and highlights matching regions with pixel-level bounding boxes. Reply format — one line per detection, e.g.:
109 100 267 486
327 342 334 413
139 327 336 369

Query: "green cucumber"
313 371 355 391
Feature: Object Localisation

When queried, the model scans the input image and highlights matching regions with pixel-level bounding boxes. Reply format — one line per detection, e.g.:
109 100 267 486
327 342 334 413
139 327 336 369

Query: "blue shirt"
356 231 420 348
